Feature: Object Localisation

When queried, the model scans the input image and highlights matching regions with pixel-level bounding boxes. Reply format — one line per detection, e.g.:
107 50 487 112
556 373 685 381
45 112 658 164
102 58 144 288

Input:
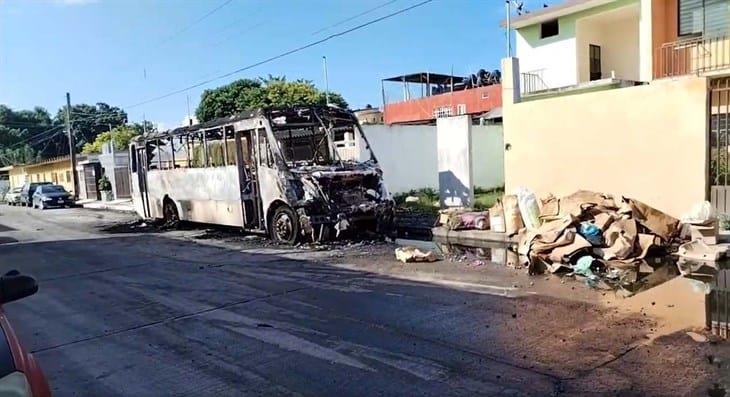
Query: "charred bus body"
129 106 393 243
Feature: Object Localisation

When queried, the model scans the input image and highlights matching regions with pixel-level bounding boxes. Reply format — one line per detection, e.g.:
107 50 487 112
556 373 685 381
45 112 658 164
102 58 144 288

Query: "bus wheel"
163 199 179 225
270 206 299 245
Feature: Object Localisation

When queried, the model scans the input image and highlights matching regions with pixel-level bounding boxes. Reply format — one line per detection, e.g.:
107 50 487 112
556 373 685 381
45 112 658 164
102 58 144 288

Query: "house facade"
503 0 730 217
6 154 104 199
382 72 502 125
24 156 79 195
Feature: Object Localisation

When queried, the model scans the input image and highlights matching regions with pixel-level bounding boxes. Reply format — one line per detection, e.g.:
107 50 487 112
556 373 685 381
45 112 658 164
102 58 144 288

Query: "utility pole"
186 95 193 126
322 56 330 106
108 124 114 155
65 92 79 198
506 0 511 58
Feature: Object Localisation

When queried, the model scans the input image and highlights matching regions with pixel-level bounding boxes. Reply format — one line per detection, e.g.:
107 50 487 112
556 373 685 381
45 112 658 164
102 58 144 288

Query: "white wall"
472 125 505 190
516 22 578 90
360 124 504 194
360 125 438 193
515 0 644 90
437 116 473 207
576 5 640 82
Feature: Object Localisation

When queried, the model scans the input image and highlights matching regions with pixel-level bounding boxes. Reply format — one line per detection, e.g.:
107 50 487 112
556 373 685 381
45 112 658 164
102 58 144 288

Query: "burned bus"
129 106 394 244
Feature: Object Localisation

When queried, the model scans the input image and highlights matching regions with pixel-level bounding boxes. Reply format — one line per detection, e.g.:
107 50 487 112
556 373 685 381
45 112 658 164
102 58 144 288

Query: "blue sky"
0 0 558 129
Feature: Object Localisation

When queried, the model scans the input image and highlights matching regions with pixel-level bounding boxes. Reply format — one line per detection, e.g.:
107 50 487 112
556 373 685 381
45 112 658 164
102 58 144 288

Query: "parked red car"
0 271 50 396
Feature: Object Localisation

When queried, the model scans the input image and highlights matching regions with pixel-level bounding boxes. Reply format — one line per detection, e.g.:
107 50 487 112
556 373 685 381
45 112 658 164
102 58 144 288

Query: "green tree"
0 105 55 165
195 76 348 122
81 125 142 154
52 103 128 155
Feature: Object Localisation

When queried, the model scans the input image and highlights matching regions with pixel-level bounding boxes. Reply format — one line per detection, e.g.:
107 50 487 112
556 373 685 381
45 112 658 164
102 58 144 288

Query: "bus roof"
139 106 355 141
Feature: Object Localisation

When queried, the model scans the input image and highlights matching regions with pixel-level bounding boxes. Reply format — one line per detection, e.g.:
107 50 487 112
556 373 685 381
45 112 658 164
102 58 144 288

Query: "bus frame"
129 106 393 244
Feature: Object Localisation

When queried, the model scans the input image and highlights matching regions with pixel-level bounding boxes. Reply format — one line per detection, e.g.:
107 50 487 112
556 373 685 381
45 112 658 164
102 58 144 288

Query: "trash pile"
432 188 728 286
517 190 683 274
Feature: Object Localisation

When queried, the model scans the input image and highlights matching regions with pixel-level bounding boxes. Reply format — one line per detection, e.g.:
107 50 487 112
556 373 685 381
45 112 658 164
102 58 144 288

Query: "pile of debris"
517 191 683 276
430 188 727 284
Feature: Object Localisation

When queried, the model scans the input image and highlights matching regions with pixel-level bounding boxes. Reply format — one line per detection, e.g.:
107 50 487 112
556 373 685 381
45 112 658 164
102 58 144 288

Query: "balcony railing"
658 35 730 78
521 71 549 94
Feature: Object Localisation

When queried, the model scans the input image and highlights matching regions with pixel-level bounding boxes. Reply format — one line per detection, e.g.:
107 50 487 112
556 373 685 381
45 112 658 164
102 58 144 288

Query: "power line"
0 121 55 128
310 0 400 35
156 0 236 47
70 110 126 118
125 0 434 109
0 110 116 151
2 125 65 150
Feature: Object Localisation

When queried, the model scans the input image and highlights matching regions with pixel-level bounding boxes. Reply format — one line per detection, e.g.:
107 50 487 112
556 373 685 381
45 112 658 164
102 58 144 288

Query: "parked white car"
4 187 22 206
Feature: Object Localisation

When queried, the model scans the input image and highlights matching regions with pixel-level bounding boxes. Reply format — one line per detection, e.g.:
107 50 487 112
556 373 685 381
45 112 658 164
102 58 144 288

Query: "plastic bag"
489 200 506 233
682 201 716 226
503 195 524 235
459 212 489 230
578 221 602 246
516 187 541 230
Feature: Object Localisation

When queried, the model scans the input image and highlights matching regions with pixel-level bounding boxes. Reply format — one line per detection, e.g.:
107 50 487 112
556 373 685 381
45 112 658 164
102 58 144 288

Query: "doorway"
589 44 602 81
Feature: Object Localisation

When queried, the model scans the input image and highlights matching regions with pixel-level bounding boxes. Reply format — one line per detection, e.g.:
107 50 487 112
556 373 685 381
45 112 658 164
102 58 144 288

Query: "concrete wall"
99 152 130 199
437 116 473 207
503 73 708 217
360 124 504 194
472 124 505 191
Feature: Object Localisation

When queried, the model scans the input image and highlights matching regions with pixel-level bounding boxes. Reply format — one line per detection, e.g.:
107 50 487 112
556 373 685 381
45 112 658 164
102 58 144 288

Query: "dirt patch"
562 331 721 396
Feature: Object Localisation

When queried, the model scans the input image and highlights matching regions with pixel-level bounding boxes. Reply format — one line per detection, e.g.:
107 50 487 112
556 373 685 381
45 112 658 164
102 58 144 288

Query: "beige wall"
8 167 26 189
24 162 75 194
503 75 708 217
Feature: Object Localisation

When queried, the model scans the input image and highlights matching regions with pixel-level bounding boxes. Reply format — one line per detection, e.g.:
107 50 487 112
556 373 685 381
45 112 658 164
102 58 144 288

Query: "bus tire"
163 198 179 225
269 205 299 245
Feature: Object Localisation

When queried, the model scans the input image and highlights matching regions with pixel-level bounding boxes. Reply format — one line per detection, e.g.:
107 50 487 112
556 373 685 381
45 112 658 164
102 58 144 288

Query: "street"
0 206 721 396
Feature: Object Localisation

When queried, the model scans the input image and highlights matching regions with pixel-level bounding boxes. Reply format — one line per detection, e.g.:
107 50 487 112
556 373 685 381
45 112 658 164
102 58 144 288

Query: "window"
433 106 453 118
66 171 71 182
456 104 467 115
188 133 206 168
257 129 274 167
205 128 229 167
156 138 175 170
540 20 559 39
589 44 602 81
679 0 730 37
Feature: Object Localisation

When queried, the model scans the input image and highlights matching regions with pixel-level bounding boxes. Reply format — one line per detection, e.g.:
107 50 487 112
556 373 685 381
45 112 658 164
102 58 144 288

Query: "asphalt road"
0 205 719 396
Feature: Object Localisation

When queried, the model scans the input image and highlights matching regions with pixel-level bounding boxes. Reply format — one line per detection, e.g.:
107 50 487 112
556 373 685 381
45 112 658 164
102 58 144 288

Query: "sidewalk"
77 198 135 213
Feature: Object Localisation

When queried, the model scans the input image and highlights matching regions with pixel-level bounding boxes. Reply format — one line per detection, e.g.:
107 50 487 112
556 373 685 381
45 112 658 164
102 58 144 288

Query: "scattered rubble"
395 246 438 263
687 331 709 343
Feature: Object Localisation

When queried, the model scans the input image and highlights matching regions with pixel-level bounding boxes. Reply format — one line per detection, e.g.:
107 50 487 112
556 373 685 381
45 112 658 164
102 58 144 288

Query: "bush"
98 175 112 191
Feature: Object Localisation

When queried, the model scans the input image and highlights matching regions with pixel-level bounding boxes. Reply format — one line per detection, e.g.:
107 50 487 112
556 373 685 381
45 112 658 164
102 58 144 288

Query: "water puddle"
397 236 730 337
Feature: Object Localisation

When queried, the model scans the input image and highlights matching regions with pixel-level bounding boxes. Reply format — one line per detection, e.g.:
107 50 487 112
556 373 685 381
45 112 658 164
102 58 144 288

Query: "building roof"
23 155 72 169
382 72 468 85
480 107 503 120
505 0 615 29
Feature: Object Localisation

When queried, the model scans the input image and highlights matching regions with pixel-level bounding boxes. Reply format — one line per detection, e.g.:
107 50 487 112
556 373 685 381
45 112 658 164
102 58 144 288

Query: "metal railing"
658 35 730 78
520 71 549 94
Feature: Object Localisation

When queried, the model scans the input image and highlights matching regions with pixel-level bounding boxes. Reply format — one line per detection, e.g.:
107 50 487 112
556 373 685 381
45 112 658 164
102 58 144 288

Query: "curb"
80 204 136 214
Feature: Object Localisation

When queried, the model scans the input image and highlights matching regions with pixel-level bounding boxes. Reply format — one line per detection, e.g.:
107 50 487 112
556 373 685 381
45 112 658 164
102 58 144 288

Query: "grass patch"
394 186 504 212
